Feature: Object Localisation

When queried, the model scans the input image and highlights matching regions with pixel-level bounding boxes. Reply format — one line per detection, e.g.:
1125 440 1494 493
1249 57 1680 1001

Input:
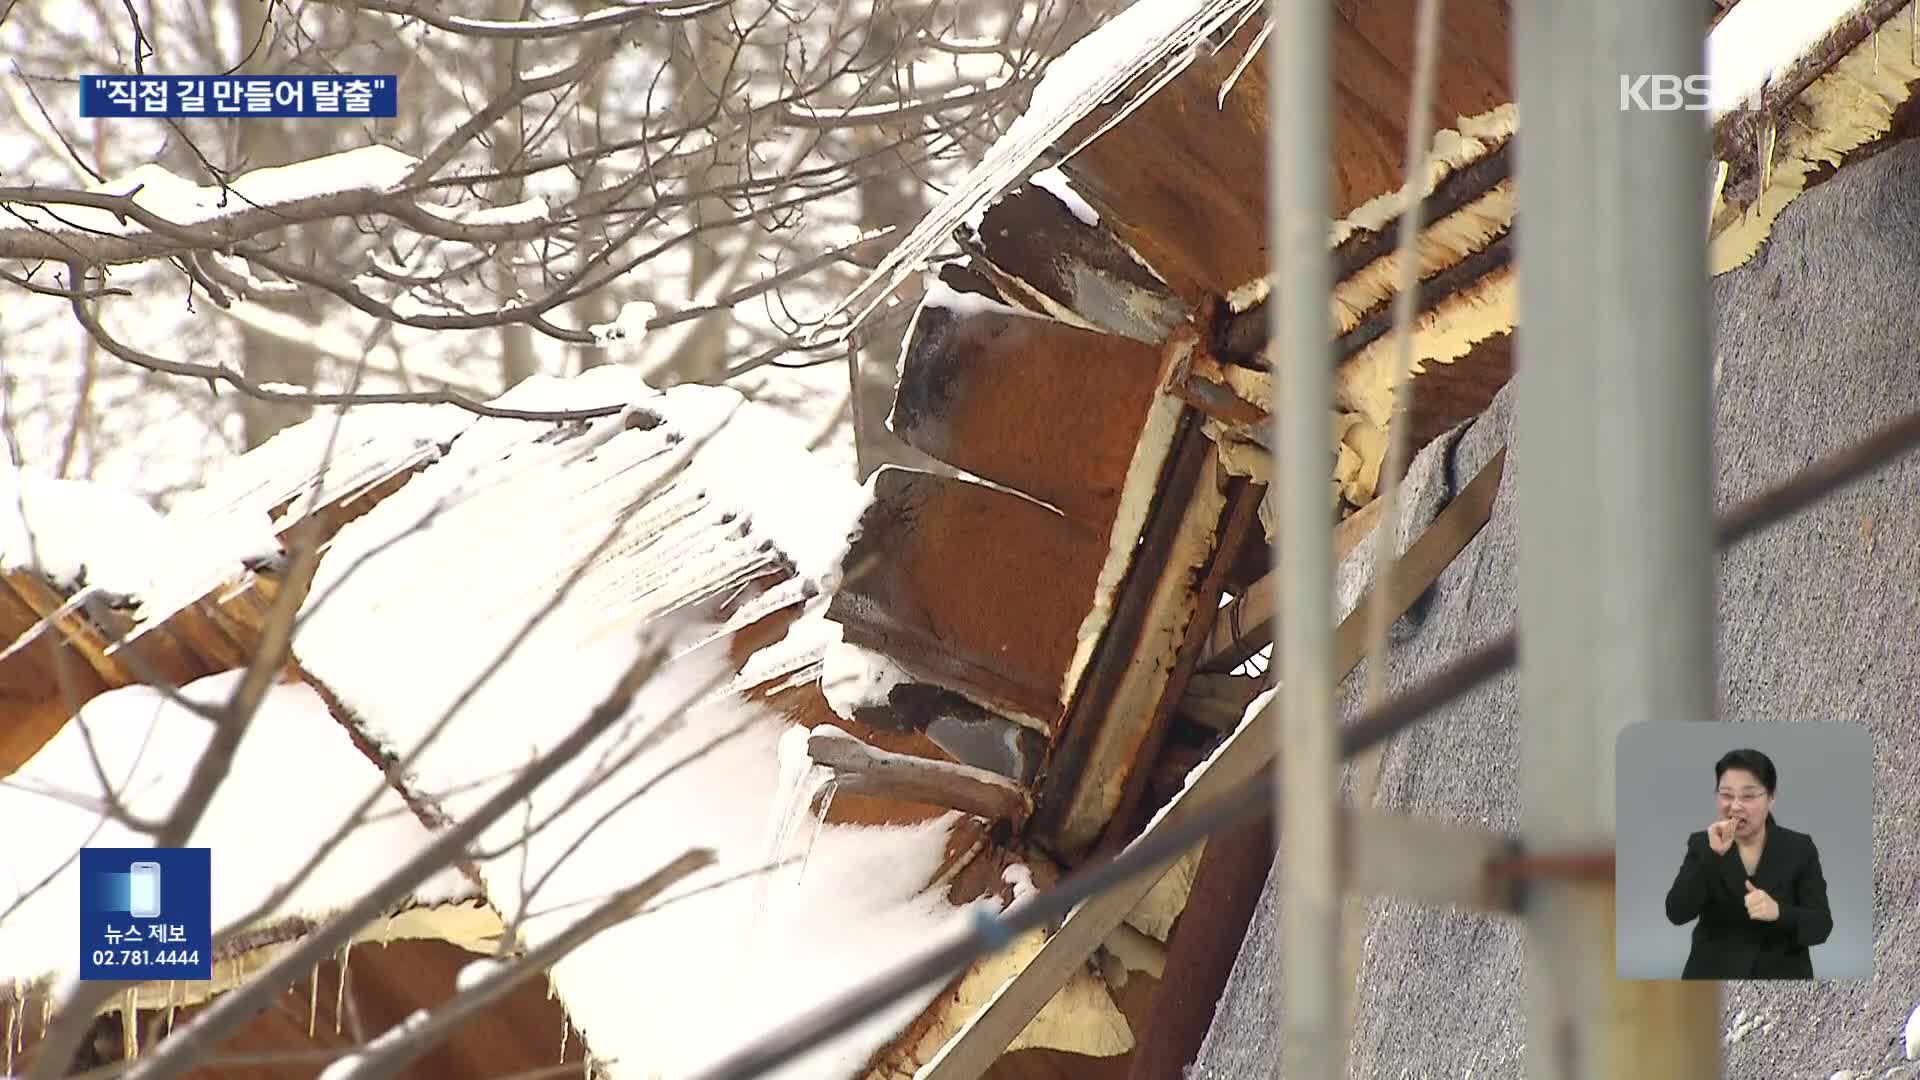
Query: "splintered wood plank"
1056 0 1513 306
893 306 1165 532
1030 415 1241 855
959 182 1186 344
828 469 1108 731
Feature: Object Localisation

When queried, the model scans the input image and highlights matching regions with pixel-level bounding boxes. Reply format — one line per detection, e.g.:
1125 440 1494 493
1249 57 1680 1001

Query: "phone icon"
128 861 162 919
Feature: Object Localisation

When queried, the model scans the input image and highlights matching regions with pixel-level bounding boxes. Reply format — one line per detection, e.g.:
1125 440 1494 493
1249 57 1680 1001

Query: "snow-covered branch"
0 147 421 264
306 0 727 40
61 264 634 422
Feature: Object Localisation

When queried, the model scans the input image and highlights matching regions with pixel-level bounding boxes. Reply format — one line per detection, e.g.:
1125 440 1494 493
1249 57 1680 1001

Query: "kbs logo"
1619 74 1712 111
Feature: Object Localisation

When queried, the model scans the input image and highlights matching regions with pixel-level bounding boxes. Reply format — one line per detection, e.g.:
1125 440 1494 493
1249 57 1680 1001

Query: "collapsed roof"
1 370 1082 1078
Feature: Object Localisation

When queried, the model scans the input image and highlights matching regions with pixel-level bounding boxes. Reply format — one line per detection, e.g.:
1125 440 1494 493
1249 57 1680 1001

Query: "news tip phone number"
90 949 201 967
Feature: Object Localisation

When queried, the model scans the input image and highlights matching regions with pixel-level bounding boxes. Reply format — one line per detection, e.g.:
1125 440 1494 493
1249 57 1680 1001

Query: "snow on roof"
1706 0 1882 118
166 399 474 536
2 465 173 598
0 465 281 672
286 367 978 1075
0 669 477 993
483 691 987 1079
289 369 864 748
1 401 474 686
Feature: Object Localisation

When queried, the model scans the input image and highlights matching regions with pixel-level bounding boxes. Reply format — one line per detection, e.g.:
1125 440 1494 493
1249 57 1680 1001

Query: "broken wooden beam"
1028 417 1252 858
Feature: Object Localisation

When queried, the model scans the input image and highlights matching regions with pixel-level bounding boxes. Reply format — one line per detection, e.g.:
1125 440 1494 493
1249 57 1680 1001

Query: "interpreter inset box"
79 847 212 982
1614 722 1872 981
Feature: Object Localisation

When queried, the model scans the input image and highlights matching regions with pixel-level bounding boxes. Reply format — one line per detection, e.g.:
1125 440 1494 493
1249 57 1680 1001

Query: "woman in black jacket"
1664 748 1834 979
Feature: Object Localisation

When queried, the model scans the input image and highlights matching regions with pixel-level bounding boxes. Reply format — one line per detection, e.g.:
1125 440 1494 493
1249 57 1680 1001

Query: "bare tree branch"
307 0 728 40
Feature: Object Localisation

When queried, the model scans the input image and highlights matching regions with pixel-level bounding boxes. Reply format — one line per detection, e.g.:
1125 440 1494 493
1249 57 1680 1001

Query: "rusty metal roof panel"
891 289 1167 532
827 466 1109 733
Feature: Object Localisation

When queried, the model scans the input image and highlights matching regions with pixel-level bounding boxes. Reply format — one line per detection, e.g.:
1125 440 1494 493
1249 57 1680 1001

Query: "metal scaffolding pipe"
1268 0 1341 1077
1511 1 1723 1077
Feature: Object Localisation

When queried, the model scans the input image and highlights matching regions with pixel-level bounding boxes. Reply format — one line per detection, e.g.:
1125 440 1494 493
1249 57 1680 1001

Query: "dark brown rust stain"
958 179 1183 341
1401 331 1515 456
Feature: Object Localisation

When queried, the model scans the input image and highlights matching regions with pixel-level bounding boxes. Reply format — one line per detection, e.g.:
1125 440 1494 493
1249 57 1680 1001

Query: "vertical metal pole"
1269 0 1340 1077
1511 1 1722 1078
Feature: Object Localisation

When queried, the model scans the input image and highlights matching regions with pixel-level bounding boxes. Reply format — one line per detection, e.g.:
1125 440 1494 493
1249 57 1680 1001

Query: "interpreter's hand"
1708 818 1737 855
1744 880 1780 922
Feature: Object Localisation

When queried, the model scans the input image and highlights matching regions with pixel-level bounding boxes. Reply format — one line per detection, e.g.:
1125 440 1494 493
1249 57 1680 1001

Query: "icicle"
166 981 177 1035
7 982 17 1076
797 779 838 886
559 1015 569 1063
308 965 319 1037
1759 122 1777 194
41 990 51 1037
334 943 352 1034
122 988 137 1060
546 972 556 1000
1216 18 1274 110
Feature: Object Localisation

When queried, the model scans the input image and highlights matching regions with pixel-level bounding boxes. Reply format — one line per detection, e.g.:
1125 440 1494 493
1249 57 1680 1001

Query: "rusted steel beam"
1028 411 1226 856
1163 323 1268 427
1091 476 1263 856
1123 813 1274 1080
1484 850 1616 884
